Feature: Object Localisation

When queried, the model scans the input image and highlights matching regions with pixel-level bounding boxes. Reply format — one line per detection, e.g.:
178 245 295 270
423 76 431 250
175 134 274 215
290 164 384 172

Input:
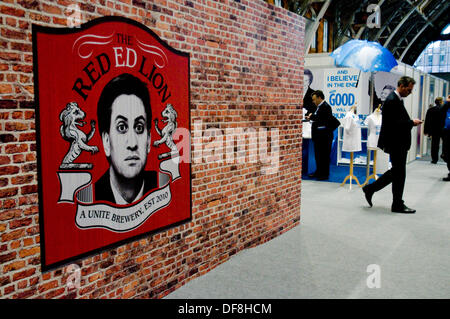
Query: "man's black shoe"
443 176 450 182
316 176 329 181
362 185 373 207
391 205 416 214
308 172 317 178
431 161 437 164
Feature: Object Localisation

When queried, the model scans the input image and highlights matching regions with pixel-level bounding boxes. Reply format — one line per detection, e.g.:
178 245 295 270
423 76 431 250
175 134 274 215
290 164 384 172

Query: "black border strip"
32 16 192 272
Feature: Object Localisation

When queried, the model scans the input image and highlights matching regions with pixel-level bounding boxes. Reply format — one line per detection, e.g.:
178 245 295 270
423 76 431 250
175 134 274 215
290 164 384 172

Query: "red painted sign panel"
33 17 191 270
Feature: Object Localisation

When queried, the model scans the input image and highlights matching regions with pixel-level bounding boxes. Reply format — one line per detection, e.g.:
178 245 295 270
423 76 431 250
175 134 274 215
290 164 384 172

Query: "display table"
302 137 316 177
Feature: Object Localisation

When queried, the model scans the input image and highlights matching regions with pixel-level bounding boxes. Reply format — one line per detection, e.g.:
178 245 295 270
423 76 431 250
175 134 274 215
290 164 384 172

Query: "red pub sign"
33 17 191 270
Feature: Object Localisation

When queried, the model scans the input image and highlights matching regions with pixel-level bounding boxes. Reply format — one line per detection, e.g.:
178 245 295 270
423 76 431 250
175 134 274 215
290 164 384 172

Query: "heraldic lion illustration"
59 102 98 169
154 103 179 160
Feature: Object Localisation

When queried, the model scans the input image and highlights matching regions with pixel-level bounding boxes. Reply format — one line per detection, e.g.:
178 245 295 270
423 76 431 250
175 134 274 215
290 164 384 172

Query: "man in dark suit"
362 76 423 214
424 97 444 163
306 90 334 180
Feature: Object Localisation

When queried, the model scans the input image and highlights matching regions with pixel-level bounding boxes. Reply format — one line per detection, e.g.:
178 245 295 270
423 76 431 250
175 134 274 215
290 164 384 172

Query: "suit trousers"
366 149 408 207
312 131 333 178
443 130 450 173
430 134 441 163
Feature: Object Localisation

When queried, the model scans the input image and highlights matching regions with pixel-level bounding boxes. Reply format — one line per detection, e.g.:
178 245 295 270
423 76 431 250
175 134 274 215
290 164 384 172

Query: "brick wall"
0 0 305 299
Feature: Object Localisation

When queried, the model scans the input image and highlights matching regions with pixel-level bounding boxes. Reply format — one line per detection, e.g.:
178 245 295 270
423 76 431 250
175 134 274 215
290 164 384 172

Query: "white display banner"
323 68 365 122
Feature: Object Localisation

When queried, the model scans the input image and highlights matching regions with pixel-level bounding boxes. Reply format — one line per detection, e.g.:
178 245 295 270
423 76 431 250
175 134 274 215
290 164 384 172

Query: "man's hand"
412 119 423 126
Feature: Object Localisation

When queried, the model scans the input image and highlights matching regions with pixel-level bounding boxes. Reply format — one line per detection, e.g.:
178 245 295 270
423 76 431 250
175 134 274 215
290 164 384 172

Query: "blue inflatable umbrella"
330 39 398 73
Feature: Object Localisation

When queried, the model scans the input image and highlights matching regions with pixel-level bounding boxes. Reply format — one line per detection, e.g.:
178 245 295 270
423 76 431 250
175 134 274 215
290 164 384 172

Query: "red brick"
0 155 11 165
1 199 15 211
19 133 35 142
5 122 28 131
52 17 67 26
3 260 26 273
45 287 65 299
24 111 34 119
23 237 34 246
0 276 11 287
0 209 20 221
13 288 37 299
12 111 22 119
1 228 25 243
21 184 37 195
17 0 40 10
12 64 32 73
21 162 36 172
5 144 28 154
0 165 20 175
9 217 32 229
0 52 21 61
18 194 38 206
0 28 27 40
42 4 62 14
11 174 34 185
0 187 18 198
0 83 13 93
0 100 17 109
12 154 25 163
0 251 16 263
4 285 15 295
12 268 36 281
29 12 51 23
0 5 26 17
38 280 59 293
18 246 40 258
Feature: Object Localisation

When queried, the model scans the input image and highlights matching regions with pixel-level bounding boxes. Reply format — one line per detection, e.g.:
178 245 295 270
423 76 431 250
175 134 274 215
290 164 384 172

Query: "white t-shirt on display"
342 111 362 152
364 111 382 149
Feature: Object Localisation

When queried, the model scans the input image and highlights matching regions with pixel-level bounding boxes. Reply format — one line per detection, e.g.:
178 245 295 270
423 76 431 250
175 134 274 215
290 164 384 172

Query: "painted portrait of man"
94 73 157 205
380 84 396 102
303 68 317 116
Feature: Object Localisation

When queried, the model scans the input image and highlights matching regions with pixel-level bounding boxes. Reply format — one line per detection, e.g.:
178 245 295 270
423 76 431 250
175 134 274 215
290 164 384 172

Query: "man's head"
311 90 325 106
397 76 416 98
97 73 152 180
435 97 443 106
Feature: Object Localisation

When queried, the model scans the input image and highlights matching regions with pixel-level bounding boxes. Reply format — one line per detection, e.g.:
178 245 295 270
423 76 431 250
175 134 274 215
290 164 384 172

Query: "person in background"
441 95 450 181
424 97 444 164
306 90 334 181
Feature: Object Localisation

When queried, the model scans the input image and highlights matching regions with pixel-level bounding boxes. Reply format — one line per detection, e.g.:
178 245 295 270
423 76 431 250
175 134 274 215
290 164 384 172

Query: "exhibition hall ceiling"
296 0 450 64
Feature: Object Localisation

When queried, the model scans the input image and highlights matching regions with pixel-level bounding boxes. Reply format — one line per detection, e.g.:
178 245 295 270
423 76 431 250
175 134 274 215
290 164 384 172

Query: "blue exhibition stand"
302 131 368 184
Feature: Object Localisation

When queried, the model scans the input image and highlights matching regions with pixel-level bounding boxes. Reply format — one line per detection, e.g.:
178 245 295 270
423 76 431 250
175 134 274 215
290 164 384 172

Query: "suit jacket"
377 91 414 153
94 170 158 204
424 104 443 137
309 101 333 140
441 101 450 132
